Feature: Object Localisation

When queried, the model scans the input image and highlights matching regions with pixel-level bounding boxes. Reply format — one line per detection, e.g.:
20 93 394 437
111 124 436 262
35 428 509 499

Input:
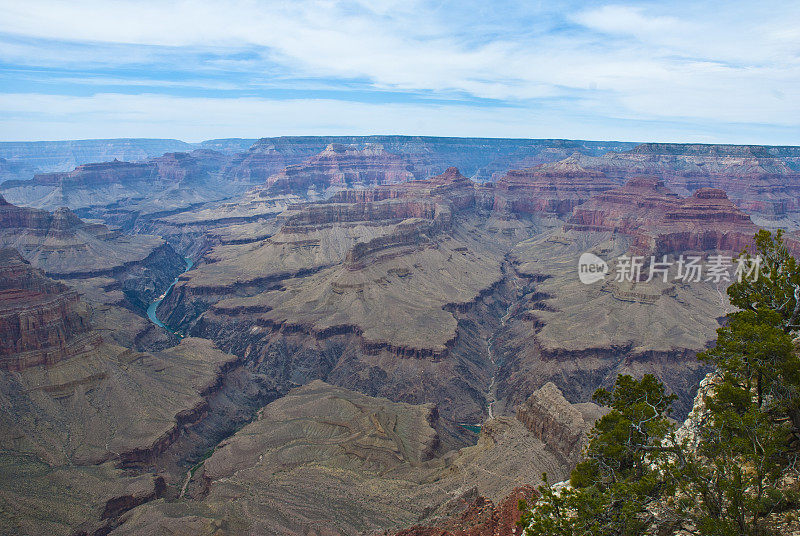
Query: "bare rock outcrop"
0 195 185 306
517 382 607 464
264 142 418 195
493 159 618 215
535 144 800 218
110 381 599 536
0 248 93 370
567 177 758 255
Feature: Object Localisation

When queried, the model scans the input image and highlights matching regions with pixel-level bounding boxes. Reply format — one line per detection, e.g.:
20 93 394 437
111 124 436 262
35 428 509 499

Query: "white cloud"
0 1 798 141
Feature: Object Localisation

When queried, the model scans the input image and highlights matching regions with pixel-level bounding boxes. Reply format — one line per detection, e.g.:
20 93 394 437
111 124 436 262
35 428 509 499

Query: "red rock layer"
31 160 158 187
493 161 618 216
328 167 476 208
539 145 800 216
0 194 61 228
391 486 537 536
0 249 93 371
567 178 758 255
284 167 476 231
264 143 418 195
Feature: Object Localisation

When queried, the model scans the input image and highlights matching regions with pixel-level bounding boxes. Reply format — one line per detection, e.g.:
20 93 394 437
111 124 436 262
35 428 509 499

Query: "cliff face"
0 249 93 371
0 138 194 177
567 177 758 255
493 160 618 215
535 144 800 218
29 159 159 188
233 136 637 183
517 382 607 465
0 156 37 183
0 195 185 306
0 150 243 220
264 143 418 195
0 138 255 180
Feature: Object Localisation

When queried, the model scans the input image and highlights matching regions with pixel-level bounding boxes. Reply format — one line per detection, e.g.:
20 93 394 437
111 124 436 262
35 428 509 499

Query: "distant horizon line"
0 135 799 149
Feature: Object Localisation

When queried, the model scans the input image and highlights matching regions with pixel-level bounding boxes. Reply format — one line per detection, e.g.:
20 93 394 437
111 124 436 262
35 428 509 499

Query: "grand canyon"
0 135 798 534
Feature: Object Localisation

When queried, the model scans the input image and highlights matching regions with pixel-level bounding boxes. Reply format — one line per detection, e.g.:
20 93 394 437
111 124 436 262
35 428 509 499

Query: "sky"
0 0 798 144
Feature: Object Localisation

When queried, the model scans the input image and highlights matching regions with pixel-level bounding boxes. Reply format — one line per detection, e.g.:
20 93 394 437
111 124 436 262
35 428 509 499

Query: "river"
147 257 194 330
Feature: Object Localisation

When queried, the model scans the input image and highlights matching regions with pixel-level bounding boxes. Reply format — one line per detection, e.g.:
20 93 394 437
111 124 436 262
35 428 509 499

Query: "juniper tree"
519 374 677 536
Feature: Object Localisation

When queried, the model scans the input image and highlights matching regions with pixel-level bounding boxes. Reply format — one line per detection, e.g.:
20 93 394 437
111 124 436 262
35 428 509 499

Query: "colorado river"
147 257 193 330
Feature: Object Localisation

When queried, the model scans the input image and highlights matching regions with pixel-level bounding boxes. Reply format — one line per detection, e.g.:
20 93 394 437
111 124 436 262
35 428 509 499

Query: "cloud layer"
0 1 798 143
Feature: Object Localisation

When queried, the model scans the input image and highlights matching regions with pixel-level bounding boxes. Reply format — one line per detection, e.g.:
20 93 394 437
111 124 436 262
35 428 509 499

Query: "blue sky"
0 0 798 144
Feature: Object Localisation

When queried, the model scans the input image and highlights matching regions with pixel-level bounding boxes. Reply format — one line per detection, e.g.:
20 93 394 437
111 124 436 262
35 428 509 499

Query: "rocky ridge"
534 144 800 219
264 143 418 195
0 194 185 308
109 380 600 536
566 177 759 255
0 249 93 371
493 160 618 216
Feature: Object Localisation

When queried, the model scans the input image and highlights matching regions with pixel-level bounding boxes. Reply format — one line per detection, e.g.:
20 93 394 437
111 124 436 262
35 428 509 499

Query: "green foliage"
676 400 793 536
520 375 676 536
727 229 800 332
520 231 800 536
685 230 800 535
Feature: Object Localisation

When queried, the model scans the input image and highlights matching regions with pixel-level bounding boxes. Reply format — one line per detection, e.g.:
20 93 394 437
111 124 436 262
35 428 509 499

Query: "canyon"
1 136 799 535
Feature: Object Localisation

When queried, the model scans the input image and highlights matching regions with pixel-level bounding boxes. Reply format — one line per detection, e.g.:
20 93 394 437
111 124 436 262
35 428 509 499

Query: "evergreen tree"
520 231 800 536
520 374 676 536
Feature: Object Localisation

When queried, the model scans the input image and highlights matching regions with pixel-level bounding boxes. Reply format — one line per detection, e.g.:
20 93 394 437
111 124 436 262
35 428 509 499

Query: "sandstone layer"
566 177 759 255
535 144 800 219
493 160 617 215
0 249 92 371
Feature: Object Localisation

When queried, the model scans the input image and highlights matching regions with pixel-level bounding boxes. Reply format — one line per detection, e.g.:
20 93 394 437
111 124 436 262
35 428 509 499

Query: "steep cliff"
493 160 618 215
0 195 185 306
567 178 759 255
0 249 93 371
264 143 419 195
535 144 800 218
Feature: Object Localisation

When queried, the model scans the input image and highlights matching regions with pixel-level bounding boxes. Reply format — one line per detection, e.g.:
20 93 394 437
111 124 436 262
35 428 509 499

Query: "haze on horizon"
0 0 798 145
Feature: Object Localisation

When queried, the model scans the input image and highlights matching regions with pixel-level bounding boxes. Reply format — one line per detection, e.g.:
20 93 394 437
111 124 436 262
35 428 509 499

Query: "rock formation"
493 160 617 215
0 319 271 534
109 380 600 536
0 248 93 370
534 144 800 218
229 136 636 183
0 194 185 307
263 143 418 195
0 150 242 223
566 177 759 255
155 167 530 423
4 137 800 536
0 138 254 180
494 231 724 417
517 382 607 465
